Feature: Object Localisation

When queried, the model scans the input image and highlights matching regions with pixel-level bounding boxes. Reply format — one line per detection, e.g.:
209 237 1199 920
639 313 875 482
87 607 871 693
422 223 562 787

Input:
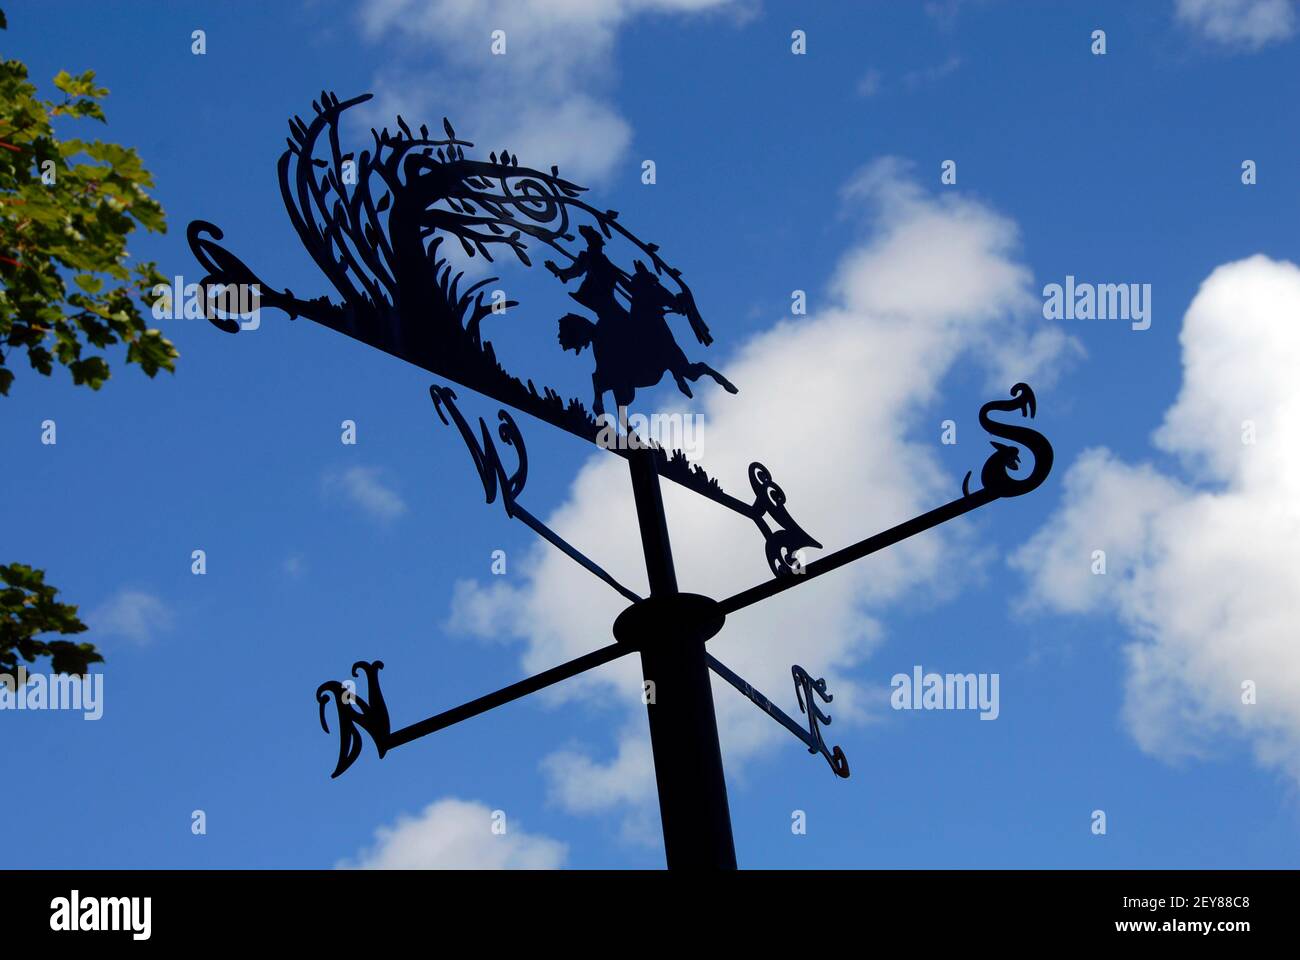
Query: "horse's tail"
558 313 596 354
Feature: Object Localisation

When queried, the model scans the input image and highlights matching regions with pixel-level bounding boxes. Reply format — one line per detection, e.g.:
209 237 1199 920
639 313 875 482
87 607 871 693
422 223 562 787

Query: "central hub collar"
612 593 725 649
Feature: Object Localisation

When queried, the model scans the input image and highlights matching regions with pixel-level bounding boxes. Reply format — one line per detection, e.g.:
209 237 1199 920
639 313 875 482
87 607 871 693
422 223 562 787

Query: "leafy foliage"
0 12 176 396
0 563 98 681
1 9 176 680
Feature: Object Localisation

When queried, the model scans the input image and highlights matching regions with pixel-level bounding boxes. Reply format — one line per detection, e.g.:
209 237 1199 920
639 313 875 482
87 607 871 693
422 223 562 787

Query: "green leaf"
56 98 106 123
52 69 106 100
67 355 109 388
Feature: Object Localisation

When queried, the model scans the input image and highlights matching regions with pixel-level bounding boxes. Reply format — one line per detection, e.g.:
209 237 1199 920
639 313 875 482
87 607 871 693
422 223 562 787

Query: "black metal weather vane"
190 91 1054 869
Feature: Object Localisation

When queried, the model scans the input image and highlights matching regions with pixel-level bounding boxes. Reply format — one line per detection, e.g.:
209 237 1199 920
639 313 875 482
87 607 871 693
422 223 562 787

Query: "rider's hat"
578 224 604 246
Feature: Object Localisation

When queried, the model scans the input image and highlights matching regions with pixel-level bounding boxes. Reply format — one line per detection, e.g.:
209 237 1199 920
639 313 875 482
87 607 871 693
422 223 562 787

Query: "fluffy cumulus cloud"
340 797 567 869
1175 0 1297 49
357 0 746 182
1013 255 1300 780
446 159 1075 833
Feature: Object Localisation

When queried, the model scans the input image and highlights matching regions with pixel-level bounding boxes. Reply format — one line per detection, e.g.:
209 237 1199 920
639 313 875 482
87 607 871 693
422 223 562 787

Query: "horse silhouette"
546 227 737 415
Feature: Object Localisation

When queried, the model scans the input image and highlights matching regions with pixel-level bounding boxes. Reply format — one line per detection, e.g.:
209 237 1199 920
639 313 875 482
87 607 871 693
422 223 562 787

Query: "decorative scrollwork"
430 384 527 517
749 462 822 578
792 665 850 779
316 660 392 779
962 382 1054 499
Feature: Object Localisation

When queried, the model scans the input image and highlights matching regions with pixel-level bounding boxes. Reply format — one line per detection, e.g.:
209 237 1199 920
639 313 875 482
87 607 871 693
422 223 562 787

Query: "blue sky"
4 0 1300 868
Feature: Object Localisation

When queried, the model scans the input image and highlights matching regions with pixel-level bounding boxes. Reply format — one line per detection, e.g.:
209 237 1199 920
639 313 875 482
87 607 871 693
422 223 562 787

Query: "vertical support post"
627 448 737 869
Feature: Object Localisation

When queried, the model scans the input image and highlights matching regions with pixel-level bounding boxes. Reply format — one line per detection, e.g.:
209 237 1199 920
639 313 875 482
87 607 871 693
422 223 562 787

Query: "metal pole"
627 447 737 869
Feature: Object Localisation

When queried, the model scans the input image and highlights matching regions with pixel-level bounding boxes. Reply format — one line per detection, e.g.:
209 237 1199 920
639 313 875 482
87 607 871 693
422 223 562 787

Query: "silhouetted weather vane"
188 91 1054 870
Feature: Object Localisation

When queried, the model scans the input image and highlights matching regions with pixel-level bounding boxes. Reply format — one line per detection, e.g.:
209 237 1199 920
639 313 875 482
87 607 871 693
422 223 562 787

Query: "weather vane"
188 91 1053 869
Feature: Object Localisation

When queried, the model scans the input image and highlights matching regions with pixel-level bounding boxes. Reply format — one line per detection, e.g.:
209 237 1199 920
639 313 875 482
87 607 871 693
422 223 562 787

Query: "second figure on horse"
545 225 737 416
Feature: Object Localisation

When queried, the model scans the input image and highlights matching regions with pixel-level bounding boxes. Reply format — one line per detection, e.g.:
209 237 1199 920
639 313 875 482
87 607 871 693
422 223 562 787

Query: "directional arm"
718 487 995 617
707 653 850 778
507 501 642 604
430 384 644 605
388 642 630 748
317 642 633 777
719 381 1053 607
707 654 812 748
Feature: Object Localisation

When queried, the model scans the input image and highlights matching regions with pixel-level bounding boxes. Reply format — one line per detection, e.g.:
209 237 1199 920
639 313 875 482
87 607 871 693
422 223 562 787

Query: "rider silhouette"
545 225 626 326
546 225 737 415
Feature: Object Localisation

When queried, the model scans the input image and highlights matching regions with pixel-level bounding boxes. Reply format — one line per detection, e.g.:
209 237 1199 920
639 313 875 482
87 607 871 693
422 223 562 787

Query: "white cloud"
89 589 173 646
447 158 1075 831
356 0 745 182
324 466 408 523
446 577 525 640
1175 0 1297 49
902 55 963 90
541 726 656 814
340 797 567 869
856 69 883 98
1013 254 1300 780
857 58 965 99
924 0 970 30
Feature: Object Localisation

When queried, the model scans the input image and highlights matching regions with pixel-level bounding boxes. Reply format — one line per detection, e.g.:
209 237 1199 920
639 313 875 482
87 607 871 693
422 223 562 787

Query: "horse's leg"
683 361 739 394
657 347 695 399
591 372 605 416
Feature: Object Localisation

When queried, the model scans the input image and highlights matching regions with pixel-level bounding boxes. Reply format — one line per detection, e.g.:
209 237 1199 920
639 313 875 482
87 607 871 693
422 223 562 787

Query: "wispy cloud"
924 0 980 30
88 589 173 646
902 55 963 90
323 466 408 523
1176 0 1297 49
856 69 883 98
854 58 962 99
